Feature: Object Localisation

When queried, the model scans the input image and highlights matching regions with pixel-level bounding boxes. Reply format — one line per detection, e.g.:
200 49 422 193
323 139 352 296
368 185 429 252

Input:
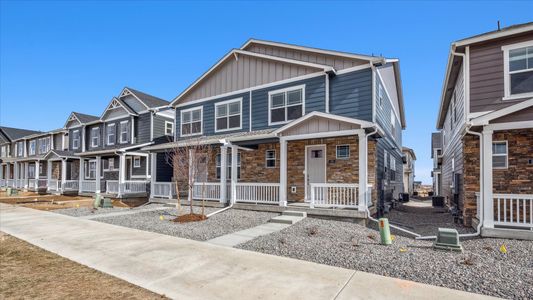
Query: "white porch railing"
106 180 119 194
37 179 48 189
193 182 223 201
48 179 60 192
310 183 359 209
235 183 280 204
493 193 533 229
62 180 79 192
80 180 97 193
152 182 176 199
6 179 14 188
28 179 36 190
120 180 148 194
0 179 5 187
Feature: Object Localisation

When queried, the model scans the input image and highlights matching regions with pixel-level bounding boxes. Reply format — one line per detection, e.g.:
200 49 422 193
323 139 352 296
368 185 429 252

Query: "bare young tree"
166 138 213 220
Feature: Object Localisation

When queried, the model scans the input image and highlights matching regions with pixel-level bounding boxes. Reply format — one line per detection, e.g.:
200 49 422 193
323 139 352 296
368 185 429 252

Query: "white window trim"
87 160 97 179
29 140 36 155
107 124 116 145
164 121 174 136
492 140 508 169
214 98 243 133
335 145 350 159
268 84 306 126
502 40 533 100
72 130 80 150
265 149 276 168
91 127 100 147
133 156 141 168
180 106 203 137
119 120 129 144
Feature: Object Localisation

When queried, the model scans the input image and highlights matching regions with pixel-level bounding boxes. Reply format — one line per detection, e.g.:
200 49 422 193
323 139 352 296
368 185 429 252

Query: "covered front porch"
150 112 379 213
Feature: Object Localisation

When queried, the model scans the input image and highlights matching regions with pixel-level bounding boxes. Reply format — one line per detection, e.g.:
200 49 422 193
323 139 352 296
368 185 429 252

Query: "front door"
305 145 326 201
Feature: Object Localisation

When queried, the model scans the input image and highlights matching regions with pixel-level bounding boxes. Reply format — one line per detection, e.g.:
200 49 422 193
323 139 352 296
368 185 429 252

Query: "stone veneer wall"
52 161 61 179
463 128 533 226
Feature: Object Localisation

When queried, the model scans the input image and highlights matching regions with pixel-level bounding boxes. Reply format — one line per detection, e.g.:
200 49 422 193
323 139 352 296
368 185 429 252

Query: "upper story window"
16 142 24 157
1 145 6 157
72 130 80 149
215 98 242 132
38 137 50 154
29 140 36 155
181 107 202 136
165 121 174 136
503 41 533 99
107 124 116 145
336 145 350 159
91 127 100 147
120 121 130 144
492 141 508 169
268 85 305 125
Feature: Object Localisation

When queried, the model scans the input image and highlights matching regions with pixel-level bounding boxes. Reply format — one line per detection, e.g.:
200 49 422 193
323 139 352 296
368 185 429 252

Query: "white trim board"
470 98 533 126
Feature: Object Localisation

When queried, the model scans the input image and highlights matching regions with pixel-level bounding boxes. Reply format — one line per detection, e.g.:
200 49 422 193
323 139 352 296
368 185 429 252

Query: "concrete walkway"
206 222 291 247
0 203 497 300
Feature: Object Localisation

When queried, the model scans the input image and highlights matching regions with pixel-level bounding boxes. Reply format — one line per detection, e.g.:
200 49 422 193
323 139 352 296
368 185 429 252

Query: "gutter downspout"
206 140 234 218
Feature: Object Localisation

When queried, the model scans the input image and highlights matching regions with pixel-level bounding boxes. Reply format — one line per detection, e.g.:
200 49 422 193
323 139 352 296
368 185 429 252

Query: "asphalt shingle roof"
126 87 169 108
72 112 100 123
0 126 42 141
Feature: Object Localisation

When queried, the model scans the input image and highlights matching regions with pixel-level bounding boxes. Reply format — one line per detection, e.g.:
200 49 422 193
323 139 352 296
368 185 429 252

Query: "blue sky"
1 1 531 184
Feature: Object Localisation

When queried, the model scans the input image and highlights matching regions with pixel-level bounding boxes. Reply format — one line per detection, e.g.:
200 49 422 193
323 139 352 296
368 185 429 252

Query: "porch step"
269 214 306 225
282 210 307 217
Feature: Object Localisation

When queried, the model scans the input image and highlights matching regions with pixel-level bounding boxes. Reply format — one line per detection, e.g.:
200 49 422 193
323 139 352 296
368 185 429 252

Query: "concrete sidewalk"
0 204 497 300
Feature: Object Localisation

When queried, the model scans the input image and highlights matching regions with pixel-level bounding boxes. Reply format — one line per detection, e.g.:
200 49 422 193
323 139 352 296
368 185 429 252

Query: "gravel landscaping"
54 204 166 217
92 207 278 241
238 217 533 299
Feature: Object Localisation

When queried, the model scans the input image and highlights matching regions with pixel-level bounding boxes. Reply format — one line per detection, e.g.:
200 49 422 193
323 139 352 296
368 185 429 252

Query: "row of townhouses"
432 22 533 237
1 39 406 219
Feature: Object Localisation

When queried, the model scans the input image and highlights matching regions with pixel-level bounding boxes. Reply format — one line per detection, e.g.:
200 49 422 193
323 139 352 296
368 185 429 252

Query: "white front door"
305 145 326 201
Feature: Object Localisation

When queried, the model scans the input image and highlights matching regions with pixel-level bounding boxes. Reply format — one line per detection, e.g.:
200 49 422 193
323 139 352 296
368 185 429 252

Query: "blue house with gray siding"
145 39 406 216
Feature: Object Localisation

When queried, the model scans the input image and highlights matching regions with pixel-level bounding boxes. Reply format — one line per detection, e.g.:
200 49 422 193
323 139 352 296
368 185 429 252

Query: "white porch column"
482 129 494 228
95 156 101 194
220 146 228 203
6 163 11 180
61 159 67 192
78 158 85 192
150 153 157 199
188 149 193 203
13 162 19 187
119 154 126 197
358 131 368 212
0 164 4 181
46 161 52 191
230 145 238 204
279 138 287 207
34 161 40 180
24 162 29 189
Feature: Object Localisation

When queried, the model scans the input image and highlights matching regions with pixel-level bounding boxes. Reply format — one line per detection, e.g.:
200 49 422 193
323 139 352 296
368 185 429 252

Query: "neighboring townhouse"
401 147 416 195
69 87 174 198
435 22 533 237
431 131 443 196
0 126 42 187
145 39 406 218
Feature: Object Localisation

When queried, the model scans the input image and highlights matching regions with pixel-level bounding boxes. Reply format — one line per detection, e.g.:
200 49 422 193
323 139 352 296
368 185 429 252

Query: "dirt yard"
0 232 167 299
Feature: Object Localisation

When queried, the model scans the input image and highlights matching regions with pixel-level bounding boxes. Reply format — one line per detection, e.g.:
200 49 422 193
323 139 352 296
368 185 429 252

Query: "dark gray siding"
131 156 147 177
153 115 174 143
375 75 402 147
53 134 63 150
375 137 404 212
104 117 131 148
68 128 83 152
176 92 250 139
86 124 104 151
329 68 372 121
252 75 325 131
136 113 151 144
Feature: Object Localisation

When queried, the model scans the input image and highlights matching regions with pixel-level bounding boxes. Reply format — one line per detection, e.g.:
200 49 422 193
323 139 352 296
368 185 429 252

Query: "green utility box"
433 228 463 252
378 218 392 245
93 194 102 208
102 198 113 208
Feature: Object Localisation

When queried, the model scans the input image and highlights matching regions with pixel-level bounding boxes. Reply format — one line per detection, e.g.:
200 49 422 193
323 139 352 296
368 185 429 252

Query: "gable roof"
401 147 416 160
0 126 41 142
436 22 533 128
100 97 138 120
73 112 100 124
124 87 169 109
273 111 375 136
470 97 533 126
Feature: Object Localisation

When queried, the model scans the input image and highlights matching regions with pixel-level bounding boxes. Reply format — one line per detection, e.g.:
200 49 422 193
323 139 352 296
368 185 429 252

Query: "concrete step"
282 210 307 217
269 215 305 225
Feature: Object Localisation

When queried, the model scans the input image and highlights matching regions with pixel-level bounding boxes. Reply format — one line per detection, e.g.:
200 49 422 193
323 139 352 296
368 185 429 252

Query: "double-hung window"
29 140 36 155
108 158 115 170
492 141 508 169
165 121 174 136
216 152 241 179
215 98 241 132
107 124 116 145
1 146 6 157
16 142 24 157
38 138 49 154
269 85 304 125
120 121 129 144
133 156 141 168
265 150 276 168
87 161 96 179
503 41 533 99
72 130 80 149
91 127 100 147
181 107 202 136
336 145 350 159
